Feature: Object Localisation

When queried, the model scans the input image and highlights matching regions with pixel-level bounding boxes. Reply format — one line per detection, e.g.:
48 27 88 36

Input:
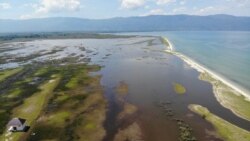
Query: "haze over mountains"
1 14 250 33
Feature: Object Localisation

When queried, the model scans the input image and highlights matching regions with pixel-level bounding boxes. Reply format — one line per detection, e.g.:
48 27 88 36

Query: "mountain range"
1 14 250 33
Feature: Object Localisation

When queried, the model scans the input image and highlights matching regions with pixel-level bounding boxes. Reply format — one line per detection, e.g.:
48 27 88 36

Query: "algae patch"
173 83 186 94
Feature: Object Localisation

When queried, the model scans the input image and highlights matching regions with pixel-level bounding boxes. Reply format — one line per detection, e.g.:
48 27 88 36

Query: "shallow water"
1 37 250 141
116 31 250 96
80 37 250 140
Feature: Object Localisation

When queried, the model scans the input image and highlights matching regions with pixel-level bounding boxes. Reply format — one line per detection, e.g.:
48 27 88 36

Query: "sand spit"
162 37 250 101
162 37 250 121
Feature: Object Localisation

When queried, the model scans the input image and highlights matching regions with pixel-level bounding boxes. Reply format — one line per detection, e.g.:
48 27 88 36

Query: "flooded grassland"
0 35 250 141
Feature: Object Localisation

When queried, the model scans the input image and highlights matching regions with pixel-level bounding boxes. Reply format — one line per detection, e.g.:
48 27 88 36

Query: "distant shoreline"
162 37 250 101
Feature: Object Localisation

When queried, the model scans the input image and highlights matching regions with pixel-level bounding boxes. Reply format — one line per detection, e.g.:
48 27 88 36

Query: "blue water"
118 31 250 95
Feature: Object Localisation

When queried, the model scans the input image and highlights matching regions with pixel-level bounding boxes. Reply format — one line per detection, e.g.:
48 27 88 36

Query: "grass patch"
189 104 250 141
160 37 170 47
200 72 250 121
173 82 186 94
0 67 23 82
2 76 61 141
0 68 44 134
13 76 60 124
26 64 106 141
5 88 22 98
46 111 71 126
67 93 106 141
0 63 105 141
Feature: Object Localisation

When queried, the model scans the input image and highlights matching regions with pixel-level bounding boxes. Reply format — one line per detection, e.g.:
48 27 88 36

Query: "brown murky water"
90 37 250 141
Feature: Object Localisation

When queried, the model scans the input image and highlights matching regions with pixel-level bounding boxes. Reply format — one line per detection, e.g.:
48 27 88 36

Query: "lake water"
117 31 250 96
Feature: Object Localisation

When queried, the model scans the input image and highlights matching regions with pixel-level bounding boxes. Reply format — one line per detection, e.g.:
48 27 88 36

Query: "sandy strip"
163 37 174 51
162 37 250 101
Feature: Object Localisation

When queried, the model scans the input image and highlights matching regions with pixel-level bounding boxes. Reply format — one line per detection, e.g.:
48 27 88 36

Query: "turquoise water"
119 31 250 95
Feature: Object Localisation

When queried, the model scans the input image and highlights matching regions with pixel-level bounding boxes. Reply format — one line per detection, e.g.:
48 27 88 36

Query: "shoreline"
162 37 250 101
189 104 250 141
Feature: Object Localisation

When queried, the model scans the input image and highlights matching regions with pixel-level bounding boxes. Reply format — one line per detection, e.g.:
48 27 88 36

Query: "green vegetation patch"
27 64 106 141
66 93 106 141
0 67 23 82
13 76 61 124
189 104 250 141
0 67 43 134
199 72 250 121
160 37 170 47
173 82 186 94
5 88 22 98
0 63 105 141
10 77 60 141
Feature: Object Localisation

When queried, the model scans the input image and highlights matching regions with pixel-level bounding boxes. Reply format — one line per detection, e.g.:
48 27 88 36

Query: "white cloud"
36 0 81 14
173 7 186 13
149 8 166 15
20 14 34 20
195 6 228 15
199 6 215 13
142 8 166 16
20 0 81 19
121 0 145 9
156 0 175 5
0 3 11 10
22 3 39 9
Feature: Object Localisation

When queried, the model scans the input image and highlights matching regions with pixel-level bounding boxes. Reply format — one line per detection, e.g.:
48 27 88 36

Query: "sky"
0 0 250 19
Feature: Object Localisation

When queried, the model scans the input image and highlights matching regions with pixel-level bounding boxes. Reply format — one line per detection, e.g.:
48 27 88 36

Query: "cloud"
121 0 145 9
36 0 81 14
142 8 166 16
199 6 215 13
20 0 81 19
0 3 11 10
149 8 166 15
156 0 175 5
20 14 34 20
173 7 187 13
22 3 39 9
194 6 228 15
179 1 186 5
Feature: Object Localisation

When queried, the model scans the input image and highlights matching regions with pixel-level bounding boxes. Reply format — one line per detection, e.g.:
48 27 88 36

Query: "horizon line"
1 14 249 21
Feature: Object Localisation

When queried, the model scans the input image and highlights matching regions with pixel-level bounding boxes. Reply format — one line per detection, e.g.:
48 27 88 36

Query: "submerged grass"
116 81 129 98
189 104 250 141
114 122 142 141
173 83 186 94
